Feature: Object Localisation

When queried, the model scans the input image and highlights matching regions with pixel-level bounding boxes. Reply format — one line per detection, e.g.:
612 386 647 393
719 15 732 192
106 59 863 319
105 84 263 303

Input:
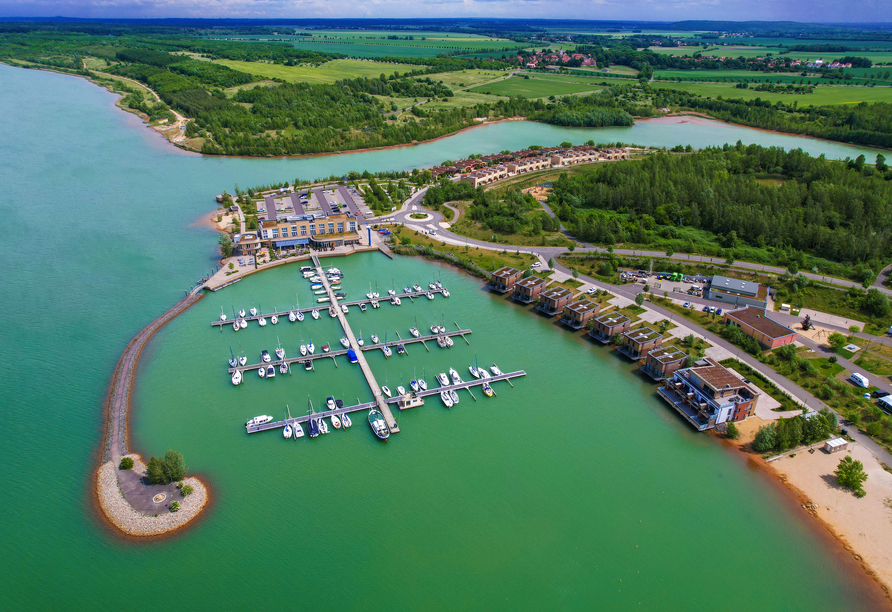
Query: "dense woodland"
546 144 892 275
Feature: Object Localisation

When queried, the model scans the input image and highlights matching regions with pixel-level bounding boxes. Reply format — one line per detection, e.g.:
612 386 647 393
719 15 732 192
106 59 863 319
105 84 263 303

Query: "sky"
0 0 888 23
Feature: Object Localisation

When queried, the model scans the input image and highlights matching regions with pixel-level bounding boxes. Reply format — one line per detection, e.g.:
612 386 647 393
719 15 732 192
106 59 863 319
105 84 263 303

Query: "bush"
119 457 134 470
181 484 194 496
726 422 740 440
170 501 181 512
829 356 838 364
753 424 776 452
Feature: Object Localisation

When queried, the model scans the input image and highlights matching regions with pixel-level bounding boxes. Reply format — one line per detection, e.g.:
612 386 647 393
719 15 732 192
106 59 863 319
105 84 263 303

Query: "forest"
545 144 892 276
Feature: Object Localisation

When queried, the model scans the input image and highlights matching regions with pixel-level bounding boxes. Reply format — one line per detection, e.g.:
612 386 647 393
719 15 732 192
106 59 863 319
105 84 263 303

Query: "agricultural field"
653 68 891 86
648 45 775 58
707 37 892 50
212 58 414 84
653 81 892 105
425 69 510 89
470 75 602 98
576 64 638 76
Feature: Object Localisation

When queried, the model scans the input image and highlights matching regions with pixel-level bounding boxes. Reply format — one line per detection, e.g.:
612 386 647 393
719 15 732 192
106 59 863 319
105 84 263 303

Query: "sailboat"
250 305 258 317
342 411 352 428
382 385 392 398
232 320 239 332
397 384 406 396
307 334 315 354
312 308 320 320
219 306 227 322
280 362 289 374
270 307 278 325
368 409 389 440
228 347 237 368
491 363 502 376
295 296 304 321
321 343 330 353
331 413 342 429
283 424 293 439
261 349 271 363
482 382 494 397
258 309 267 327
239 307 246 318
307 406 320 439
340 336 350 349
357 330 364 347
419 369 427 391
426 292 434 300
238 347 247 366
371 333 379 344
231 369 242 386
239 318 247 329
275 336 285 361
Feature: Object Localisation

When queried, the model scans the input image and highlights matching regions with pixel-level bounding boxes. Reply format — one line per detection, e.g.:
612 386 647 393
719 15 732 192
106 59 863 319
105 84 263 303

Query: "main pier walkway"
315 256 400 433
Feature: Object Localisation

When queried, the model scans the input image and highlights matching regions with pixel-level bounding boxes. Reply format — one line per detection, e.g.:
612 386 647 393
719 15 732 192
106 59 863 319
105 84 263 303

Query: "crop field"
213 58 414 84
424 70 509 89
647 45 776 58
704 37 892 50
653 81 892 105
653 68 891 86
470 75 601 98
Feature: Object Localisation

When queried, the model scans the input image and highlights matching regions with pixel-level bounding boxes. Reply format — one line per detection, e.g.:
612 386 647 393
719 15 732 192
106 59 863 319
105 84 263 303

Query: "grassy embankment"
390 226 537 272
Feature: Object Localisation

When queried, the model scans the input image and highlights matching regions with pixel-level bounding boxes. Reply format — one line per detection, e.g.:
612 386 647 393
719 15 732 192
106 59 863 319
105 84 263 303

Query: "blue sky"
0 0 888 23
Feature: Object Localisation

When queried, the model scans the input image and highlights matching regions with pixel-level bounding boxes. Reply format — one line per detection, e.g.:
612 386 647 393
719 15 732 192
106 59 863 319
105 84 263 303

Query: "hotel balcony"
657 387 713 431
535 302 563 316
617 343 645 361
639 363 668 382
560 316 586 330
588 328 611 344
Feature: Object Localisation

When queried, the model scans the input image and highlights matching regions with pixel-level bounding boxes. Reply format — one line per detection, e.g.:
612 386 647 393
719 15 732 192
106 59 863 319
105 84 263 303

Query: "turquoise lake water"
0 63 886 610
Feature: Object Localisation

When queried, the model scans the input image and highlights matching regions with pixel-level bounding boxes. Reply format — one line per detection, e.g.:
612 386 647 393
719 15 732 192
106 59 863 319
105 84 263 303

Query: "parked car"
587 288 597 295
531 262 541 268
702 305 709 312
683 301 690 309
872 390 891 399
709 306 716 313
716 308 722 315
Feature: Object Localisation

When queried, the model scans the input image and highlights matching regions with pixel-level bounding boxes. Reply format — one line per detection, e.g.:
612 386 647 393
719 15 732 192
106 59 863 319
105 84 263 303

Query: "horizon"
0 2 890 24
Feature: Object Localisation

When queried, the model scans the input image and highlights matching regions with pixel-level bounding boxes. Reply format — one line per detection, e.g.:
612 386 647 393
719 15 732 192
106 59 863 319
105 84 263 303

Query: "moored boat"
450 389 460 404
258 367 266 378
340 337 350 349
283 424 293 439
371 333 379 344
397 385 406 396
322 343 330 353
437 336 447 349
239 308 246 318
437 372 449 386
440 390 453 408
300 344 308 356
409 327 419 338
319 419 329 434
239 319 247 329
347 349 358 364
232 320 239 332
381 385 392 398
219 307 227 321
419 378 427 391
469 366 480 379
368 409 390 440
426 292 434 300
382 345 392 358
261 349 271 363
449 368 462 384
482 382 494 397
266 365 276 379
342 412 352 428
312 309 320 319
293 423 305 438
331 414 342 429
231 370 242 386
245 415 273 428
491 364 502 376
443 289 450 297
410 380 419 393
445 336 454 347
397 344 405 355
280 362 288 374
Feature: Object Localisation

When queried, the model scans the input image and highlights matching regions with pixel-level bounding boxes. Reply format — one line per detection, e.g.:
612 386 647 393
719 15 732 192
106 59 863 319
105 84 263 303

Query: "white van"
850 372 870 388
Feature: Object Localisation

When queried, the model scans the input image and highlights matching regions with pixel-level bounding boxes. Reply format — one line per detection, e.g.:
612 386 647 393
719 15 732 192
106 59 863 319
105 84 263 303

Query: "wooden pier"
228 328 473 374
246 370 526 434
210 288 447 328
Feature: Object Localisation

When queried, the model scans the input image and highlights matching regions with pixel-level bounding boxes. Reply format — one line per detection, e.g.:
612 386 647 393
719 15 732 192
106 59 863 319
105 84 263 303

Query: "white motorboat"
329 306 337 317
271 314 278 325
381 385 392 398
317 297 330 304
312 283 325 290
440 391 453 408
450 389 460 404
341 304 349 314
340 337 350 349
250 306 258 317
445 336 454 347
312 309 320 319
371 333 379 344
491 364 502 376
371 300 379 309
419 378 427 391
288 311 297 322
319 419 329 434
258 367 266 378
283 424 293 439
300 344 308 356
437 336 447 349
322 343 330 353
449 368 462 384
393 297 401 306
314 290 327 296
326 396 336 410
245 415 273 428
258 315 267 327
442 290 450 297
342 413 352 428
232 320 239 332
360 303 367 312
396 385 406 396
331 414 342 429
219 307 227 321
239 308 246 318
426 292 434 300
469 366 480 379
437 372 449 386
357 336 364 347
293 423 305 438
280 362 288 374
231 370 242 386
261 349 271 363
382 345 392 358
409 327 420 338
239 319 247 329
266 365 275 379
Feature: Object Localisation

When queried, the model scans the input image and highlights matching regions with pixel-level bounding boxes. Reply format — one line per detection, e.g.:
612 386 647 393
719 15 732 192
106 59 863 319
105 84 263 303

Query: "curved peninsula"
97 291 209 537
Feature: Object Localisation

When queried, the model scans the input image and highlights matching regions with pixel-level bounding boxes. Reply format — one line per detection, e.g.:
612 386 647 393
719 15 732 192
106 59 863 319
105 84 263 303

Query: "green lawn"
213 58 414 84
470 76 602 98
653 81 892 105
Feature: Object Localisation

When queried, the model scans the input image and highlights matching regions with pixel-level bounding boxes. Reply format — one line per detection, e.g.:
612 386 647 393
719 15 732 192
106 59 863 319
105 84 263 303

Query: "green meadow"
653 81 892 105
470 75 602 98
213 58 414 84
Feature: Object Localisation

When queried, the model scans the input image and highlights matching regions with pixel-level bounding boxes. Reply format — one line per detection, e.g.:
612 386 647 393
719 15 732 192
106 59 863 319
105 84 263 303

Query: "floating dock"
246 371 526 434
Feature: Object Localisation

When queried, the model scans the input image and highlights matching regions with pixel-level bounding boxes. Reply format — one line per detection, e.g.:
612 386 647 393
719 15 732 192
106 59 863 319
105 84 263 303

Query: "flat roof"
648 345 686 364
623 326 661 343
263 195 278 221
725 305 797 339
541 287 572 300
711 275 759 297
689 359 747 392
492 266 521 279
595 312 630 326
566 299 598 314
516 276 547 289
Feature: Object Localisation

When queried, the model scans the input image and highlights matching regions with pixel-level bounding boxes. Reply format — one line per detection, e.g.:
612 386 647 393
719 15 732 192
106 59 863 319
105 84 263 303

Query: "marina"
245 370 527 434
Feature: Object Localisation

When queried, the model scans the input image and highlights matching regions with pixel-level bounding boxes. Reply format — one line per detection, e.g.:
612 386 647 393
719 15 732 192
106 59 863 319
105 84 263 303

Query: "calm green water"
0 63 886 610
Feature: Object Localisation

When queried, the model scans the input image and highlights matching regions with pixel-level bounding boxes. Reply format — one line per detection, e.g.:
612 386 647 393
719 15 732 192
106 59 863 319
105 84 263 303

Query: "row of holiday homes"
490 266 799 432
431 146 631 188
